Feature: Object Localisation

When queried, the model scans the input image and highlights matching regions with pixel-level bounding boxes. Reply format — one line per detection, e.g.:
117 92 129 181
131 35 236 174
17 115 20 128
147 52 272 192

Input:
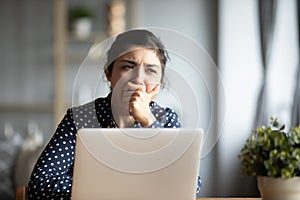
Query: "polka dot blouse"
28 93 199 199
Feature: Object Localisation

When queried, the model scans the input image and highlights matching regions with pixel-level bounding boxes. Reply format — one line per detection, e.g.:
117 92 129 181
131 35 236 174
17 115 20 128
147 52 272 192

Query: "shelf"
66 31 109 64
0 103 53 113
67 31 108 43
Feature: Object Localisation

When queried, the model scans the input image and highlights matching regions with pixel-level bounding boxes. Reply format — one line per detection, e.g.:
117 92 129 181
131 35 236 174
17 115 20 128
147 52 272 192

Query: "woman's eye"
122 65 134 70
146 68 157 74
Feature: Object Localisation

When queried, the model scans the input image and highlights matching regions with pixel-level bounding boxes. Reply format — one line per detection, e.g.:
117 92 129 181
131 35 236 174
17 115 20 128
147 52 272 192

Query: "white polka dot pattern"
27 93 184 199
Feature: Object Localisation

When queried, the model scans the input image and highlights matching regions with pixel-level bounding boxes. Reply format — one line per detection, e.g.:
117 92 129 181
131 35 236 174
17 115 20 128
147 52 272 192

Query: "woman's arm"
28 109 76 199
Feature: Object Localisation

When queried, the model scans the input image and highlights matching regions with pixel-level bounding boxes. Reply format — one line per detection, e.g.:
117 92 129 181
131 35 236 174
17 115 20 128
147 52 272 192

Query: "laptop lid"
71 128 203 200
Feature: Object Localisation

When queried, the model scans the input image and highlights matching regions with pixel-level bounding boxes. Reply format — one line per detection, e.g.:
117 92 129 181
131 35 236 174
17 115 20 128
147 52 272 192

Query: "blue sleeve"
28 109 76 199
150 107 181 128
196 176 202 195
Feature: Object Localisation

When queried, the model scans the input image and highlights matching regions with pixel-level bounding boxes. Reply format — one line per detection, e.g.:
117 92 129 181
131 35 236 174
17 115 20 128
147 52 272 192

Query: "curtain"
291 0 300 127
254 0 278 128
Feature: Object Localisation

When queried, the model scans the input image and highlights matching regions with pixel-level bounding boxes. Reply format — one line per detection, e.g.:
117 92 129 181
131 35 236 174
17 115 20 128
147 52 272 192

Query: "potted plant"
69 5 93 39
239 117 300 200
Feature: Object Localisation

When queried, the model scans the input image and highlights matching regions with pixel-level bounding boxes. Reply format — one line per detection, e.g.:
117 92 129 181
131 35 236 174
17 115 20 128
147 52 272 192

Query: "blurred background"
1 0 299 199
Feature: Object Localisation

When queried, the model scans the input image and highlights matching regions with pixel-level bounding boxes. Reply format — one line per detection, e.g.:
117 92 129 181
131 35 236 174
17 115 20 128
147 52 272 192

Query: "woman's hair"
105 29 169 83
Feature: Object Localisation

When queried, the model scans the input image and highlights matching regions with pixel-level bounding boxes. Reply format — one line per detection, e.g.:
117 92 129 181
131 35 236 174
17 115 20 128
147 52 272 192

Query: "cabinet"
0 1 55 137
53 0 130 125
0 0 135 133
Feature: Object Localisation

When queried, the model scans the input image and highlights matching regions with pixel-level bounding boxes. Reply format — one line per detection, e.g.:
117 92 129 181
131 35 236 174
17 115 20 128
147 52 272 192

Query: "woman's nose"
131 66 145 85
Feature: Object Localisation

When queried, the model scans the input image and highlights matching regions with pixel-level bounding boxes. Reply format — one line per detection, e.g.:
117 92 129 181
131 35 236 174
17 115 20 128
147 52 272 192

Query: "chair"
15 186 28 200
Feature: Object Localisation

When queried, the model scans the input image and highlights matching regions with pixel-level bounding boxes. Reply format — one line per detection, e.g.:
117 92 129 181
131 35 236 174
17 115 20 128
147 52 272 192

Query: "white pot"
258 176 300 200
73 17 92 39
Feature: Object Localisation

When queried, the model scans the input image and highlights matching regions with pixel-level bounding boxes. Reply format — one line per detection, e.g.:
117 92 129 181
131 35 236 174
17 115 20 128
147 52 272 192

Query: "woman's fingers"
147 83 160 100
127 84 160 126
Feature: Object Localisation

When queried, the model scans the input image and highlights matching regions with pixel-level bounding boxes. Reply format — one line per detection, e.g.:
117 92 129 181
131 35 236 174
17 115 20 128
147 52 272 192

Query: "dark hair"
105 29 169 84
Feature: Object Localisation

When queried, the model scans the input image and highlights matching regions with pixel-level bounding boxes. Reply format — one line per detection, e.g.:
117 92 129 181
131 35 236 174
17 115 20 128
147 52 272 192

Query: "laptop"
71 128 203 200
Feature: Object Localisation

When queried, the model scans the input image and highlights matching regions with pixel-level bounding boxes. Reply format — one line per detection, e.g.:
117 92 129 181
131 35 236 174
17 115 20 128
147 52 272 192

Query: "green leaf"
279 124 285 131
238 117 300 178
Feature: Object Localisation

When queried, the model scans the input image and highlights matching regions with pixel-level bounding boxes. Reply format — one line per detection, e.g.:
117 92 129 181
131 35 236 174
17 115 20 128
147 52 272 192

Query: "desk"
197 198 261 200
16 186 261 200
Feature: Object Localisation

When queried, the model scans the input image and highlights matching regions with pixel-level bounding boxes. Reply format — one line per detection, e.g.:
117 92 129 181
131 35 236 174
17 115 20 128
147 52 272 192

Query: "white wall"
218 0 262 196
129 0 218 62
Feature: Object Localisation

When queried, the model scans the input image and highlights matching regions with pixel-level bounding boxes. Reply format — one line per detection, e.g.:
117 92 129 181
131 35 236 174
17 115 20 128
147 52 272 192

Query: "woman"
28 29 198 199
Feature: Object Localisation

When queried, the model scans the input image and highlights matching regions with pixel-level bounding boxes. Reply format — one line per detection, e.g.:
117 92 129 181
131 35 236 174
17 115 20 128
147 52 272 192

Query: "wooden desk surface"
197 198 261 200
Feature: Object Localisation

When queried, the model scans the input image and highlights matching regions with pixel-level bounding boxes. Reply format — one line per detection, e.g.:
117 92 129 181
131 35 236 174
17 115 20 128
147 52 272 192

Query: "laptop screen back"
71 128 203 200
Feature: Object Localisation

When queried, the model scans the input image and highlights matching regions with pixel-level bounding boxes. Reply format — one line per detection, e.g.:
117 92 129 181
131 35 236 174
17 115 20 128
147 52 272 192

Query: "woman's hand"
129 83 160 127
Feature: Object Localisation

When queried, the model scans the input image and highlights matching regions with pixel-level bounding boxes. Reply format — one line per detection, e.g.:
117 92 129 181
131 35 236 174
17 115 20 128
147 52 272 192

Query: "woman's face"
106 48 162 93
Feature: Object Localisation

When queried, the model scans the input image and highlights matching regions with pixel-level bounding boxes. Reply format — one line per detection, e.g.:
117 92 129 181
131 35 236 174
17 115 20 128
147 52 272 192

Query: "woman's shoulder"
70 94 111 112
65 94 112 129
